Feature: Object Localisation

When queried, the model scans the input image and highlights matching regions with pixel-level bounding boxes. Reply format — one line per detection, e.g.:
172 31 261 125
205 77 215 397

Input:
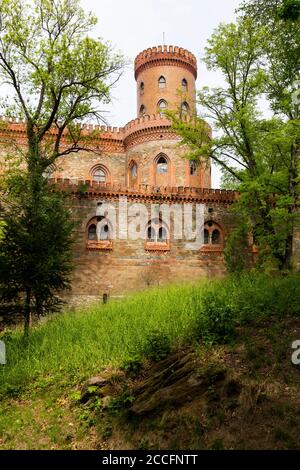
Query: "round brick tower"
134 45 197 118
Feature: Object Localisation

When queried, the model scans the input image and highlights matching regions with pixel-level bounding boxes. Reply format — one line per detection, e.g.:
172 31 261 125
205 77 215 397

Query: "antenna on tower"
163 32 165 46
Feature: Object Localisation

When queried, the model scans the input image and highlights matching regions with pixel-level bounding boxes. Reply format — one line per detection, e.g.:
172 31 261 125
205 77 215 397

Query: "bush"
121 354 144 376
196 287 236 343
140 330 171 362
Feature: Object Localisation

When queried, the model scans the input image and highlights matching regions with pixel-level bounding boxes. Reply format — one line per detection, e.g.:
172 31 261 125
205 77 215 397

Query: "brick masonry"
2 44 298 307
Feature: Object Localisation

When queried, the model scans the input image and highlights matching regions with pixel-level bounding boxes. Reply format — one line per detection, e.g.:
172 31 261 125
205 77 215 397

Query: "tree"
0 0 124 333
239 0 300 269
169 11 299 271
0 0 124 171
0 173 74 334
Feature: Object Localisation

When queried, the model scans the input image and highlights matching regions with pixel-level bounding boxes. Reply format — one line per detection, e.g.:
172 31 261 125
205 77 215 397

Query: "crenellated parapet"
123 113 177 149
48 178 239 205
0 114 179 153
134 45 197 80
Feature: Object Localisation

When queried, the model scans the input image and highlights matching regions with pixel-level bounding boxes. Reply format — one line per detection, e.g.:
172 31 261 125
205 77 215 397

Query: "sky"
81 0 243 187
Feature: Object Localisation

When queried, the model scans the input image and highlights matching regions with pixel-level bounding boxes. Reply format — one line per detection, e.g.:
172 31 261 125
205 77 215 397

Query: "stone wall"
66 195 237 306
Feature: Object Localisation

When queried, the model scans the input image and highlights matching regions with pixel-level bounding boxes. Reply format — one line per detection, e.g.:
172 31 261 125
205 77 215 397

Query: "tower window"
93 168 106 183
158 76 166 89
157 155 168 174
140 82 144 94
190 160 198 176
182 78 188 90
181 101 189 115
131 162 137 179
139 104 146 117
158 99 168 111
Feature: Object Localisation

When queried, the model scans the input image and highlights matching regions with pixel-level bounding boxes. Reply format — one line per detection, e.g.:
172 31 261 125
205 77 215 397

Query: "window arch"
182 78 188 91
139 104 146 117
181 101 189 115
202 221 223 248
146 217 170 245
130 161 137 179
86 216 113 250
156 154 168 174
158 99 168 112
91 165 110 184
140 81 144 94
158 76 166 89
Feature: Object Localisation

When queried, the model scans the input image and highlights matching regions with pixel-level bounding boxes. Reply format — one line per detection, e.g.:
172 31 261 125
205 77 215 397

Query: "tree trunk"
282 231 294 272
24 287 32 337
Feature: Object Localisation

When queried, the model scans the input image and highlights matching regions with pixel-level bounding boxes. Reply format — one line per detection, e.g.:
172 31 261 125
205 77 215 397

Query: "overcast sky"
81 0 243 187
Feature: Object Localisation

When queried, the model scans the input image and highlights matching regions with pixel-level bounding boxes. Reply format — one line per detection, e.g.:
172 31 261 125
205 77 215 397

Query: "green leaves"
0 0 125 169
168 5 300 271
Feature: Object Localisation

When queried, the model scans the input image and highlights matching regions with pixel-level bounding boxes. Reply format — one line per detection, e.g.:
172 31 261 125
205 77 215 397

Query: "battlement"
0 116 124 138
124 113 170 131
48 178 238 204
134 45 197 80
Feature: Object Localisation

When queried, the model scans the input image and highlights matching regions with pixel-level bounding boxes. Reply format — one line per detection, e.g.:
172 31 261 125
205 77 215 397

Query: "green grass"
0 282 206 396
1 273 300 398
1 273 300 449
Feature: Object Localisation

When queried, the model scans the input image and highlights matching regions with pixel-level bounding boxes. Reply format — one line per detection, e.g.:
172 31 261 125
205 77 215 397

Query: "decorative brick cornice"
134 45 197 80
48 178 239 205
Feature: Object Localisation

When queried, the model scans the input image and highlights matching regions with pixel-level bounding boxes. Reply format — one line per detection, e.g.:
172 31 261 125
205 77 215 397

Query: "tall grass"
1 274 300 396
0 282 206 395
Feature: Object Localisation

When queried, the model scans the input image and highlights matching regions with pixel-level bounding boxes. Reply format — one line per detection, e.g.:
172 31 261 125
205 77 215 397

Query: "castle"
1 45 242 304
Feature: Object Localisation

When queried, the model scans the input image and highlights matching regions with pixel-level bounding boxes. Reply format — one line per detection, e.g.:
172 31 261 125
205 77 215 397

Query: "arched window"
158 76 166 89
146 218 169 244
88 224 97 240
202 221 223 248
140 82 144 94
158 99 168 112
190 160 198 176
139 104 146 117
156 154 168 174
91 165 110 184
131 162 137 179
181 101 189 115
92 168 106 183
182 78 188 91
